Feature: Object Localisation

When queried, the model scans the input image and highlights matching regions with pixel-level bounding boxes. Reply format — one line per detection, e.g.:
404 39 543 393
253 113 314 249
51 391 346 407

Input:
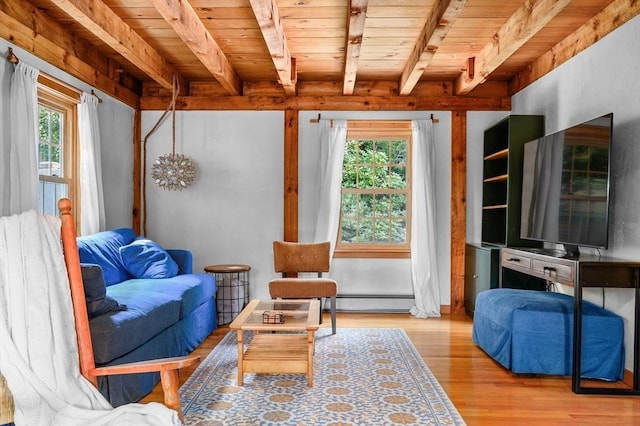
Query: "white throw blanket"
0 210 180 425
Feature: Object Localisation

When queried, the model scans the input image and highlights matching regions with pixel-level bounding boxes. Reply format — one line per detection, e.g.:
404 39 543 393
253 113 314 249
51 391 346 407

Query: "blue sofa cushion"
81 263 126 318
112 274 216 319
119 238 179 279
77 228 136 286
91 287 181 364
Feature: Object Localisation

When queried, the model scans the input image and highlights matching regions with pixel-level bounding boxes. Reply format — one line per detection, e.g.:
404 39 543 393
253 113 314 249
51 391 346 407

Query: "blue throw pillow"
81 263 126 318
119 238 179 279
77 228 136 286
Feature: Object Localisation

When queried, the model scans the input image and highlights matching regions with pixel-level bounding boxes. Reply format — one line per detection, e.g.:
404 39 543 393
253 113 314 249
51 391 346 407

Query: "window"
335 121 412 258
37 76 79 217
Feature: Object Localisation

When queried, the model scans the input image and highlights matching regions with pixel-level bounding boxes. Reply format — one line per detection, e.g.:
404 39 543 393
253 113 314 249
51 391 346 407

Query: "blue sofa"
77 228 217 406
473 289 624 381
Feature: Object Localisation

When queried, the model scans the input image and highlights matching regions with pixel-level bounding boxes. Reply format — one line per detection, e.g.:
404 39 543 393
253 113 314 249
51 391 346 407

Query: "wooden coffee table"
229 299 320 386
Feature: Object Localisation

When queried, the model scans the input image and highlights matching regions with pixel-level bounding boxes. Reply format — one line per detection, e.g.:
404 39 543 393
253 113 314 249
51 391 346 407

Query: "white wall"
507 15 640 371
98 99 135 230
0 40 134 225
142 111 284 302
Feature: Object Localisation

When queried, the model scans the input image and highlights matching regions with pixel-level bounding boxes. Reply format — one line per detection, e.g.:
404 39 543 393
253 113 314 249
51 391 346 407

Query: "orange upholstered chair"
268 241 337 334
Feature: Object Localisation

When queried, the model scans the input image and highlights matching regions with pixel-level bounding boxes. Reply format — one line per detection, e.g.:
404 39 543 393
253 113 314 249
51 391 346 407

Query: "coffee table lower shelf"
240 334 314 386
230 299 320 387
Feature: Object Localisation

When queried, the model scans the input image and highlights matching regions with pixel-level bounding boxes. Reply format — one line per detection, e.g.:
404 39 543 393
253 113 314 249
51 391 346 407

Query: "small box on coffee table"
262 310 285 324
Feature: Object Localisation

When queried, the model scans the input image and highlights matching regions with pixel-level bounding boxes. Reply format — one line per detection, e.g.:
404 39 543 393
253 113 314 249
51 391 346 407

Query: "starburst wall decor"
151 153 196 191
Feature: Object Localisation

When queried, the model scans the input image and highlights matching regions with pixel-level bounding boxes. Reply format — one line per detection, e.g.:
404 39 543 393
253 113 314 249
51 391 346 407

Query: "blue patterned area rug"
180 328 466 425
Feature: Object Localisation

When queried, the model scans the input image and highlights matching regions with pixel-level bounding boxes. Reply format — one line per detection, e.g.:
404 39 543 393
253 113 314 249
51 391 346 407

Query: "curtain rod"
90 90 103 104
7 47 19 64
309 113 439 124
7 47 102 104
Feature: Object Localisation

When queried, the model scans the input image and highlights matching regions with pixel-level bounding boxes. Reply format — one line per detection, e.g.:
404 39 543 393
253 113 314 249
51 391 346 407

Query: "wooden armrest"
90 355 200 419
90 355 200 376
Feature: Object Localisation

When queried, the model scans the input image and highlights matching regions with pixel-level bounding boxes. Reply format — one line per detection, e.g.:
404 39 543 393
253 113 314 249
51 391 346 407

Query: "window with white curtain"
334 120 412 259
37 79 78 217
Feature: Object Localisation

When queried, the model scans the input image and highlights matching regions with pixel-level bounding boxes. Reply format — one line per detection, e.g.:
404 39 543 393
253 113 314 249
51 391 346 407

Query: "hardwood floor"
141 312 640 425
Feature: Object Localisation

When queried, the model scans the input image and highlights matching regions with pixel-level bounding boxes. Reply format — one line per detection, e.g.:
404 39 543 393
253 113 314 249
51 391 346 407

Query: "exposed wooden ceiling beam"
454 0 571 95
151 0 243 96
140 94 510 112
143 79 509 99
248 0 296 96
46 0 179 91
399 0 467 96
510 0 640 94
343 0 369 95
0 0 138 107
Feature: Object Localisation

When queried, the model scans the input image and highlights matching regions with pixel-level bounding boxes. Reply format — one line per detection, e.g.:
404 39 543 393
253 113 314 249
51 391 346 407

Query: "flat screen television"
520 113 613 257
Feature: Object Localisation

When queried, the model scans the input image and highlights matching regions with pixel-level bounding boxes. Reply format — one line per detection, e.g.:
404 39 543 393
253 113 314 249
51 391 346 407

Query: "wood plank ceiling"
2 0 639 110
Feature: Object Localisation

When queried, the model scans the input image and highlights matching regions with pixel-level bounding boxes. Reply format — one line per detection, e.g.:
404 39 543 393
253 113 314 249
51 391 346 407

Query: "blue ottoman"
472 288 624 381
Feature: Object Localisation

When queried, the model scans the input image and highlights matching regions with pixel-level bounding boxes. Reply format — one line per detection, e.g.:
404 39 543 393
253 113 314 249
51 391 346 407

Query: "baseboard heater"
319 294 413 313
335 294 413 299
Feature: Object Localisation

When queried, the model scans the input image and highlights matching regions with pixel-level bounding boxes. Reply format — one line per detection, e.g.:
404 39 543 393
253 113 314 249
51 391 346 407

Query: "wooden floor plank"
141 312 640 424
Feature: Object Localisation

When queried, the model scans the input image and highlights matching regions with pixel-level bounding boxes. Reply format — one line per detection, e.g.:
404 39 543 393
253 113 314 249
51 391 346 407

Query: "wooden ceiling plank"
343 0 369 95
150 0 243 96
510 0 640 94
0 1 138 107
248 0 297 95
46 0 178 90
454 0 572 95
399 0 467 95
13 0 628 105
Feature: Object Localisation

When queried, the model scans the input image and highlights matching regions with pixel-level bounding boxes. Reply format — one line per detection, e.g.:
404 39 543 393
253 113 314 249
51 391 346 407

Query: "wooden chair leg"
0 373 14 425
330 296 337 334
160 369 182 420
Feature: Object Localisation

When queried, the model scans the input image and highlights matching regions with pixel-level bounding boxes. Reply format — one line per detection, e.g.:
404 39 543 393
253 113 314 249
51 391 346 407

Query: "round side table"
204 264 251 325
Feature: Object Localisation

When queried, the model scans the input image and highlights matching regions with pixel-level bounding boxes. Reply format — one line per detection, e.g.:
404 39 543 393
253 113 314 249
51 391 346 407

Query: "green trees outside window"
340 138 409 245
37 101 68 215
38 105 63 177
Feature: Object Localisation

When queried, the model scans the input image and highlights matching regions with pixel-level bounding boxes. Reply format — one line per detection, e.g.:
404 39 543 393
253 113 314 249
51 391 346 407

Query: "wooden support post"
450 111 467 314
133 108 142 235
284 110 299 242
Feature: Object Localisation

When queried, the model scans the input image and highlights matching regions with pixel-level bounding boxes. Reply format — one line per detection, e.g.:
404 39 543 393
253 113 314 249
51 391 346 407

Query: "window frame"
334 120 412 259
37 75 80 224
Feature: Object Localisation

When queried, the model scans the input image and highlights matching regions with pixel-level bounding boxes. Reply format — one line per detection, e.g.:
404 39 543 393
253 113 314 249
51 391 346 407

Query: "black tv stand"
501 247 640 395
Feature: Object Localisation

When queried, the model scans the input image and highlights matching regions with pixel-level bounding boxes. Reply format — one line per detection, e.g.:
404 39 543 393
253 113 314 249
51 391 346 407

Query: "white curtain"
79 92 105 236
313 119 347 257
8 62 39 215
409 119 441 318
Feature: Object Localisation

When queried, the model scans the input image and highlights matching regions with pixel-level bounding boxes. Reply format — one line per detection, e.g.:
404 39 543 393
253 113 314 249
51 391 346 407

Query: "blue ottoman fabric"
473 289 624 381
